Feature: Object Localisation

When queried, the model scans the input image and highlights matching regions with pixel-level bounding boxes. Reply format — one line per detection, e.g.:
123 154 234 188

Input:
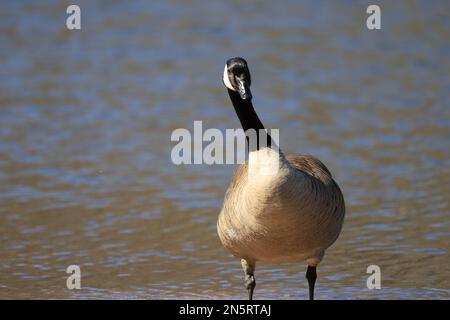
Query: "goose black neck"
228 89 272 150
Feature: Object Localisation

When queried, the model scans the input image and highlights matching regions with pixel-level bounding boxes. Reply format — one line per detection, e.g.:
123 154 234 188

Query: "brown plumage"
218 152 345 261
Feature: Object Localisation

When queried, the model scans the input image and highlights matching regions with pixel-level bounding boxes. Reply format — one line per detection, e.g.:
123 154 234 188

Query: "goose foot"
305 265 317 300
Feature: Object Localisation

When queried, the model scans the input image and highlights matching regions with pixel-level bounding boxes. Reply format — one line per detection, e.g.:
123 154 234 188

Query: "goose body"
218 152 344 264
217 57 345 300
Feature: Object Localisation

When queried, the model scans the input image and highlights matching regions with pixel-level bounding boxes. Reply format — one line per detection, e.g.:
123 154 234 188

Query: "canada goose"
217 57 345 300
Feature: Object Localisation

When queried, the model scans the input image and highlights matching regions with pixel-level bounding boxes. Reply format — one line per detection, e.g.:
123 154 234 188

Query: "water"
0 0 449 299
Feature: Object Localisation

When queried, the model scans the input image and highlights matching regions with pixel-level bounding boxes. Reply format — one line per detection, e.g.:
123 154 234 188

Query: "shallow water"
0 0 449 299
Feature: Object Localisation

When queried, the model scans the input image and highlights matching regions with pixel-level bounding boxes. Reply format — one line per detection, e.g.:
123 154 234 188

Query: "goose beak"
237 79 252 101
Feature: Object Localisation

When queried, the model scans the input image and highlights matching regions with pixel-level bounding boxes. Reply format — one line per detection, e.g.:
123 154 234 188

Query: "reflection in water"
0 1 449 299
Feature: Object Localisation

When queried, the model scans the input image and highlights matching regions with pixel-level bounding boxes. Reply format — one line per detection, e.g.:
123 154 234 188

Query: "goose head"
223 57 252 101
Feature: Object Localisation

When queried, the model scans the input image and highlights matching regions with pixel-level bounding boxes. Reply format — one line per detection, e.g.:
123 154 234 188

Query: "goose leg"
245 274 256 300
241 259 256 300
305 265 317 300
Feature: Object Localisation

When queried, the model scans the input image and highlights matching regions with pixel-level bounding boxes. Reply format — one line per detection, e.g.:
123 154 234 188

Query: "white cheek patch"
223 64 236 91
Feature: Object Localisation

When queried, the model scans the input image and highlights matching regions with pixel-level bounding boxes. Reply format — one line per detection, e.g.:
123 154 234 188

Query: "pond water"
0 0 449 299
